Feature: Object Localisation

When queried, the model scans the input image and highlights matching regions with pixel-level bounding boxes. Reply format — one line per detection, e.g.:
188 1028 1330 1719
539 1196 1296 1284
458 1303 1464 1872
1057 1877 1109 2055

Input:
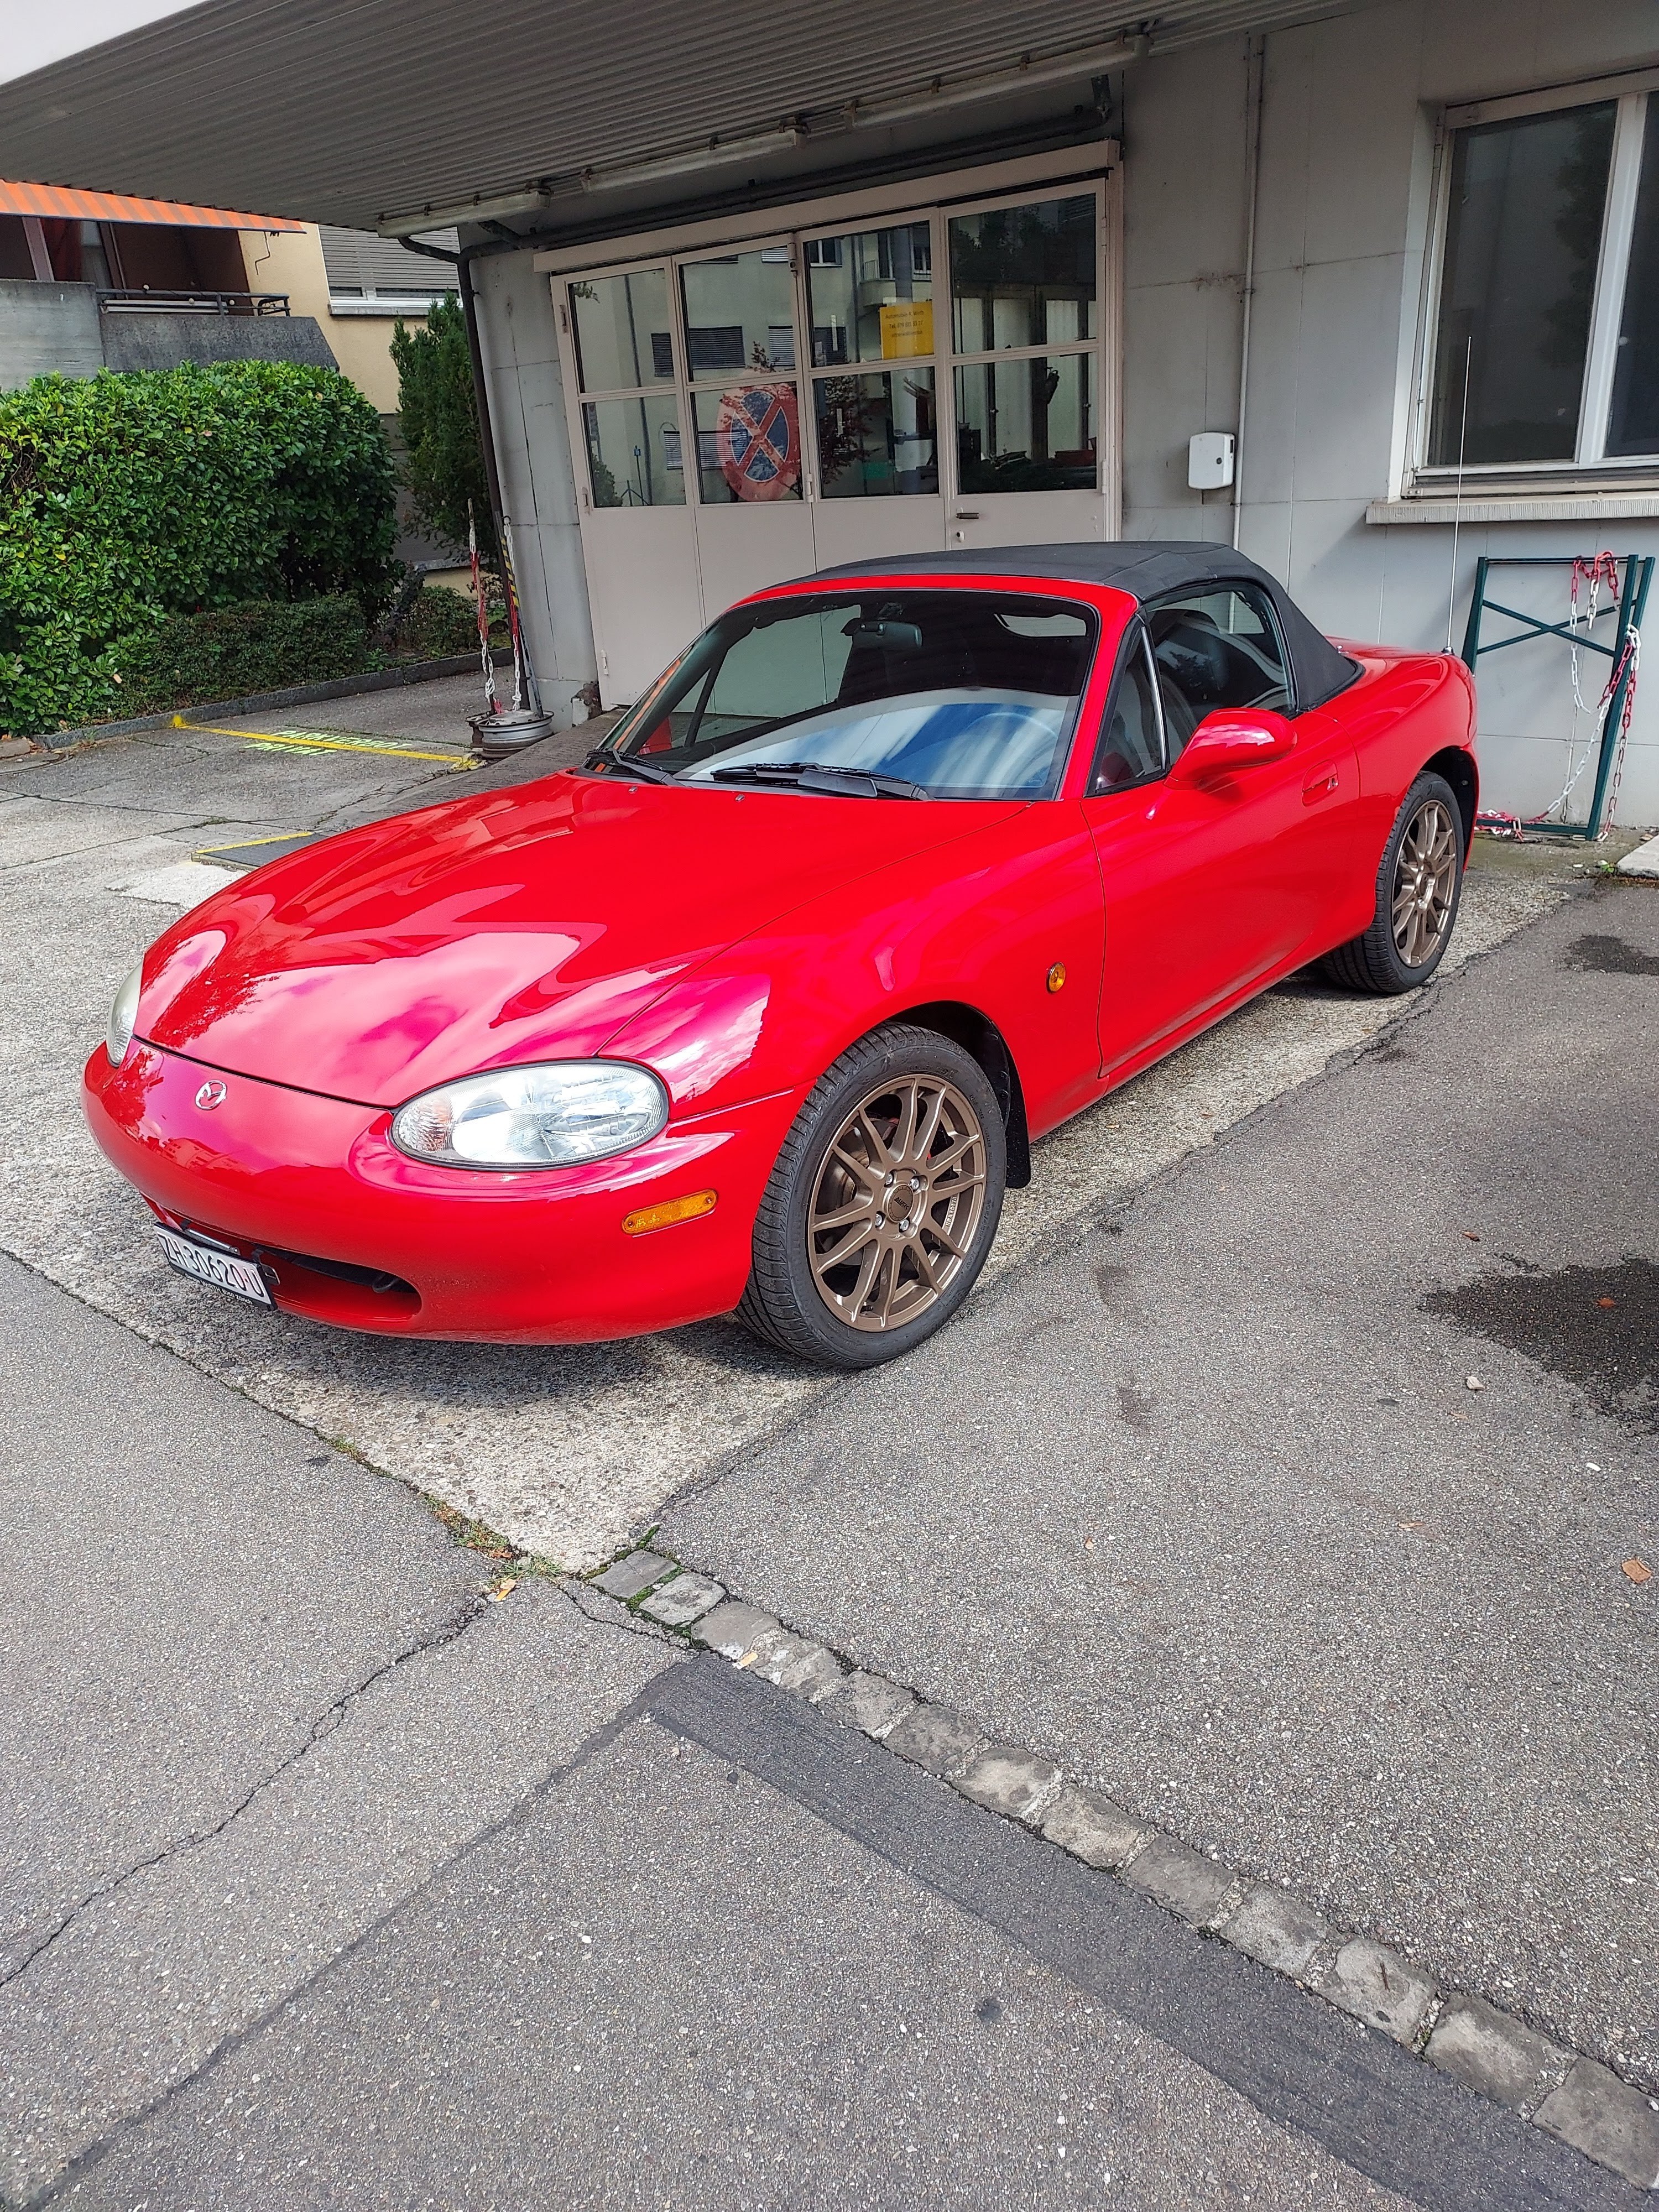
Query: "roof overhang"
0 179 302 229
0 0 1367 242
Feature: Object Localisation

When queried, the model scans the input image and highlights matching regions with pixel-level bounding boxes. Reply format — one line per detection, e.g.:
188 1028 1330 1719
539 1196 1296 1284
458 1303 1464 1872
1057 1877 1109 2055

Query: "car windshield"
595 589 1098 800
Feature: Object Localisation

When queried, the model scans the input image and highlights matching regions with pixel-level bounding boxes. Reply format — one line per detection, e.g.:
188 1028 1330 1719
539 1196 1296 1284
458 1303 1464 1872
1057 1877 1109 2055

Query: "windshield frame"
587 585 1102 803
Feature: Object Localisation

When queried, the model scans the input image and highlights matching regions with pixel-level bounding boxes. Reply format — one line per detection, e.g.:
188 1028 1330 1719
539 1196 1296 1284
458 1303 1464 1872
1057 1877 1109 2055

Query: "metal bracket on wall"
1459 552 1655 838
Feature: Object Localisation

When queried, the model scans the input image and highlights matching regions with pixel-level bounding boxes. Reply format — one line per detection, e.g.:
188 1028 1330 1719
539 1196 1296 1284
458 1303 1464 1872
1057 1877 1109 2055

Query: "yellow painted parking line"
172 714 475 767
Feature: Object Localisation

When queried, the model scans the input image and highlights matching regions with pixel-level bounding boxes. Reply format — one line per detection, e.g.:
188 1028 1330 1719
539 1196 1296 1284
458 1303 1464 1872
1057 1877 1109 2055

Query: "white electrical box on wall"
1188 431 1236 489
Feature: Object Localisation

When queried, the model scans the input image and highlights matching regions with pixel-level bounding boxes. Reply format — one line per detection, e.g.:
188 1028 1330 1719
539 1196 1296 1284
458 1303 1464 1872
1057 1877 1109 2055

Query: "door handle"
1302 769 1339 804
954 510 980 520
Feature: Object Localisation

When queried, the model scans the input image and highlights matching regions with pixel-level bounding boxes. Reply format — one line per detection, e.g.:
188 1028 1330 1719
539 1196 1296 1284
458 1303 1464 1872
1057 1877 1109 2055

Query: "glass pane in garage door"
570 268 675 391
689 383 804 503
681 247 797 374
948 195 1097 352
813 368 937 498
582 396 686 506
805 222 933 366
954 354 1097 493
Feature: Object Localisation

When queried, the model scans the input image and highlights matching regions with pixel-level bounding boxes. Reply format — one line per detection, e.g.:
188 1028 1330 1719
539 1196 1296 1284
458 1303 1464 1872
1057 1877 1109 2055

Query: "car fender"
604 802 1109 1144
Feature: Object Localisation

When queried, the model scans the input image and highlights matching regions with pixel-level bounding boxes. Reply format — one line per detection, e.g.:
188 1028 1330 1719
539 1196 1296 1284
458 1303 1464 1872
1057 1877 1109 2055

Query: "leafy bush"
392 582 482 660
0 361 398 737
119 598 373 713
111 583 487 715
390 297 494 564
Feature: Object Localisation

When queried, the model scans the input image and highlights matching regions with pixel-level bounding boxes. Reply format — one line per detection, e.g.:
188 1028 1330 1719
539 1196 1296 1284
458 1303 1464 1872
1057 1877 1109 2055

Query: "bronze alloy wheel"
807 1074 989 1333
1391 796 1459 968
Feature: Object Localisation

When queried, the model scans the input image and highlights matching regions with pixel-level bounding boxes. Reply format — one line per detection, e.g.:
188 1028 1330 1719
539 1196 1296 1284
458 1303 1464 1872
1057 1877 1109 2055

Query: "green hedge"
111 585 487 717
0 361 399 738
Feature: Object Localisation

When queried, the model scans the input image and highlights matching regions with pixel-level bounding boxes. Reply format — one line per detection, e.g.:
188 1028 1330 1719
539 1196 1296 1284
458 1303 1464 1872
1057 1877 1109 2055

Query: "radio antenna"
1446 335 1473 653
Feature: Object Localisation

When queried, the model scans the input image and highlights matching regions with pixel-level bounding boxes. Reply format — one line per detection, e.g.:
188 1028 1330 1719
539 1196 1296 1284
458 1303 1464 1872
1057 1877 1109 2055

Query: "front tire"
737 1024 1006 1369
1320 771 1465 994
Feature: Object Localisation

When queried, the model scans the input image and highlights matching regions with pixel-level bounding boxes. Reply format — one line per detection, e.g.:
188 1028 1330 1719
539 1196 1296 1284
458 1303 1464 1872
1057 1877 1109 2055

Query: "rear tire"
1320 771 1464 994
737 1024 1006 1369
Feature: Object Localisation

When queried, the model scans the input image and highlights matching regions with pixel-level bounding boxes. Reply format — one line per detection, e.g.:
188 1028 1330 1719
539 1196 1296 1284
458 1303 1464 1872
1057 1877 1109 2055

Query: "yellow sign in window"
879 300 934 359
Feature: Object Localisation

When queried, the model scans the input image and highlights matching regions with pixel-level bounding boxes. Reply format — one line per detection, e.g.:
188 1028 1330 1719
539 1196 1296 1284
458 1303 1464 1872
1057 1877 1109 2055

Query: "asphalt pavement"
662 880 1659 2095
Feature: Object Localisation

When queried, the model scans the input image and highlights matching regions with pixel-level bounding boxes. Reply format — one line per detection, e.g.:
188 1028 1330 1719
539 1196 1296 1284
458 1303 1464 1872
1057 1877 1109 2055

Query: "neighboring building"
0 181 332 388
0 182 456 415
3 0 1658 825
247 222 458 413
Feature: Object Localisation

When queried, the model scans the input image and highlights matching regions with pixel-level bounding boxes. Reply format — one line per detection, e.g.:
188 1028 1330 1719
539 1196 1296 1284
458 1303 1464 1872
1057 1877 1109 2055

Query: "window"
604 591 1097 800
805 221 938 498
568 264 686 508
1145 585 1291 738
1091 627 1164 792
319 225 460 315
1427 85 1659 468
1091 587 1291 794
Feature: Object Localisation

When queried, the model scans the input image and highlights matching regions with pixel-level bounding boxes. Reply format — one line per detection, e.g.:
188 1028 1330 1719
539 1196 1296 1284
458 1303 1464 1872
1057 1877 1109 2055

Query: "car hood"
136 773 1017 1107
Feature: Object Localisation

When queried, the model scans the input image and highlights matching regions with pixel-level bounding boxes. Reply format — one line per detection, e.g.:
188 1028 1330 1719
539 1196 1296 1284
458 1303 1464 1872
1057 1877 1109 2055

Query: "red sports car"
84 545 1476 1369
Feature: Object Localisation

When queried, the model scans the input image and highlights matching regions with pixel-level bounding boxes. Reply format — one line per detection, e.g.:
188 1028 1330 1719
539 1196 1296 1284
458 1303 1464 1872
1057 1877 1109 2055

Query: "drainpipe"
1232 32 1266 552
400 233 540 711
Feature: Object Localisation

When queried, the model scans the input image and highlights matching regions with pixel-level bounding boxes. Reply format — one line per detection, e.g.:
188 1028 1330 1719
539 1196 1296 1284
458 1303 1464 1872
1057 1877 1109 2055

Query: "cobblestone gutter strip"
586 1548 1659 2194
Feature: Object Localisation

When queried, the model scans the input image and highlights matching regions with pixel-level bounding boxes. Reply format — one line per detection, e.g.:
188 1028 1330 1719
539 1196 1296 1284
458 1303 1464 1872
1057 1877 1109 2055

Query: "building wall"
1121 0 1659 826
472 0 1659 820
244 225 421 413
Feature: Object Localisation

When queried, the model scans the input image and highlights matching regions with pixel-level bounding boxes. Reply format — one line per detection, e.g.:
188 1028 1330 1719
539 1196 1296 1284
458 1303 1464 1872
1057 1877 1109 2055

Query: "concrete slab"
0 1250 676 2204
1616 832 1659 878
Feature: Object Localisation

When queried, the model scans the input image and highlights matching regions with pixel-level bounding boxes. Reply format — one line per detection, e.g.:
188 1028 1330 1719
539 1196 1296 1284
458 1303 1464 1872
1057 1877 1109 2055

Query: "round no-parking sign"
716 384 801 502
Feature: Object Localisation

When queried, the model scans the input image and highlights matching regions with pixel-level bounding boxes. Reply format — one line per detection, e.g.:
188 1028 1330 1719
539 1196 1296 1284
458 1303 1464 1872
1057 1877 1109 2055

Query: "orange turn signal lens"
622 1188 717 1237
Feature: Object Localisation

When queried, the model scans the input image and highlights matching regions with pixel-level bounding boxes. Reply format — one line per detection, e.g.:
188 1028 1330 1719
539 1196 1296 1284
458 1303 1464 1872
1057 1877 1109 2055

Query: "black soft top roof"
812 540 1359 713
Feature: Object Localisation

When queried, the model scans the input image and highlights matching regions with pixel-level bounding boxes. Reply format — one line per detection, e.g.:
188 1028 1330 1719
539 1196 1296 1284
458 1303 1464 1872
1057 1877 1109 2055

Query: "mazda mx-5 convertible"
85 544 1477 1369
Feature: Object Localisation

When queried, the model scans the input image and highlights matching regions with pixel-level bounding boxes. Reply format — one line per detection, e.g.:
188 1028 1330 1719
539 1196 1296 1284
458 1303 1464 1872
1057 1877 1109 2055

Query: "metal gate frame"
1459 552 1655 838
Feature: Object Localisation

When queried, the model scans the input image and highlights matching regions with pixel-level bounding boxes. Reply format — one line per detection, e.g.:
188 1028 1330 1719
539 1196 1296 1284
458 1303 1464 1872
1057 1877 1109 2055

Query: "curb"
32 648 517 753
586 1547 1659 2195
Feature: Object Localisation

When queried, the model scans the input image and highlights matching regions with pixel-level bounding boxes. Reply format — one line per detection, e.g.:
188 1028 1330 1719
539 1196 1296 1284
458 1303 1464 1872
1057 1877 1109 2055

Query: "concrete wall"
0 279 102 388
473 252 597 721
1121 0 1659 826
99 311 337 373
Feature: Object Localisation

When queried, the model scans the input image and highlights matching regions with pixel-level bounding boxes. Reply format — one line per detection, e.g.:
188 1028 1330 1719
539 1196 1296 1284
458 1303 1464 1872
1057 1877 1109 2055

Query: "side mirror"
1172 706 1297 779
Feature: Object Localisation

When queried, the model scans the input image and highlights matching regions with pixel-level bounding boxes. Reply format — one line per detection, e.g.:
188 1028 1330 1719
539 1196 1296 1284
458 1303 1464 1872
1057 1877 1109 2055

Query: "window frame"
1087 619 1167 797
556 165 1111 515
1414 76 1659 484
1086 582 1295 797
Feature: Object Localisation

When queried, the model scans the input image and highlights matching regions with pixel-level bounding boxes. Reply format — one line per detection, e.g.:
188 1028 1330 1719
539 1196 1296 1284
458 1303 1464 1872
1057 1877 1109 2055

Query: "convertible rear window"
597 589 1098 800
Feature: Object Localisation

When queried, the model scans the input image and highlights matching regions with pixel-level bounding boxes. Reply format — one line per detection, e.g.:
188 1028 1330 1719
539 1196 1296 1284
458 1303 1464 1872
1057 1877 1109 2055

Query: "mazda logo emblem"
194 1081 228 1110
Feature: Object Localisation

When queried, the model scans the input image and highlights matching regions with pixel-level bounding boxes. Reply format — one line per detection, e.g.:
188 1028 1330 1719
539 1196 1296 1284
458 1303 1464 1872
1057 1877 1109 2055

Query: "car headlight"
106 962 143 1066
390 1061 669 1170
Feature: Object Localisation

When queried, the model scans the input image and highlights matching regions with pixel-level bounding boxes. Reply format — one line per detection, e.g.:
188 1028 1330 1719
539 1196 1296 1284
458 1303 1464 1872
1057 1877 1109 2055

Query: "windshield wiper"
582 748 680 787
708 760 929 800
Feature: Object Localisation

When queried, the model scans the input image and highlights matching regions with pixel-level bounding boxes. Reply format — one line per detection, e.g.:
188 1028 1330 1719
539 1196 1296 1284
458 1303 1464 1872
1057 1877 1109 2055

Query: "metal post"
1458 556 1489 669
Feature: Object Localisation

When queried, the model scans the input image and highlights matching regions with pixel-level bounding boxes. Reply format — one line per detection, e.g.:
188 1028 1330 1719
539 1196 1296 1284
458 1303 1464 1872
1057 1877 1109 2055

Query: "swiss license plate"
155 1225 273 1306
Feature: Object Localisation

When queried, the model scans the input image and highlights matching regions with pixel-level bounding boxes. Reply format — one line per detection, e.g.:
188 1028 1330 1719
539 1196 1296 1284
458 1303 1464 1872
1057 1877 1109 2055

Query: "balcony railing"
95 289 290 317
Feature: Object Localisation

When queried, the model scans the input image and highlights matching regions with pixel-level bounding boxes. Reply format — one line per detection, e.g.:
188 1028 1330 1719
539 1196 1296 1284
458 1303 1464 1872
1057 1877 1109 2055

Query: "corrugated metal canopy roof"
0 0 1366 236
0 178 302 229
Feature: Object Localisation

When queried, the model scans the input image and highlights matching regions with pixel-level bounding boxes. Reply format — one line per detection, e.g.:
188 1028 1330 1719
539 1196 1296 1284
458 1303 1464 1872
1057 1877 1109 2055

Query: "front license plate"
155 1225 273 1306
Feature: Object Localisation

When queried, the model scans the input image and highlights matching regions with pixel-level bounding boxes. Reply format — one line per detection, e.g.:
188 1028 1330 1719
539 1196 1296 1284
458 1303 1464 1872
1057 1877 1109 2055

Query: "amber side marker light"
623 1188 718 1237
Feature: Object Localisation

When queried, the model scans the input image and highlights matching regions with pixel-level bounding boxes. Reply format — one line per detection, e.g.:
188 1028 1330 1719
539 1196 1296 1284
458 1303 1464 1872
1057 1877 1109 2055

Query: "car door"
1083 590 1343 1079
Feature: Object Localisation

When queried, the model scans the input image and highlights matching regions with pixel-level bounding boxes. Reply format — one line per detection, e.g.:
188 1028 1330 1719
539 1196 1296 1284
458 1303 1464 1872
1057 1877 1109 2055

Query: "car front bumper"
83 1042 797 1343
